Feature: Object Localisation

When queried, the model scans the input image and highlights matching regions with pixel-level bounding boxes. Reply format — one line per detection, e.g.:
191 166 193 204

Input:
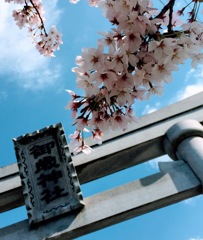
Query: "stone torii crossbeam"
0 92 203 239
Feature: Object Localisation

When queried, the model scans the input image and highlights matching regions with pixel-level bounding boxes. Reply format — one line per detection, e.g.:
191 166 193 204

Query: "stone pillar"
164 119 203 185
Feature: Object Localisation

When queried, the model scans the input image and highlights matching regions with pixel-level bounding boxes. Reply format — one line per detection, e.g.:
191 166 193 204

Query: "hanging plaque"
13 123 84 226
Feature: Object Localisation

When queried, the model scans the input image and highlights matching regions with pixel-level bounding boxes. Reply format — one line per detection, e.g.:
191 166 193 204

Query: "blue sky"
0 0 203 239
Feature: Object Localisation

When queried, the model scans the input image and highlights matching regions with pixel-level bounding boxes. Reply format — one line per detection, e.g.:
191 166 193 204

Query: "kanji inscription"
13 123 84 226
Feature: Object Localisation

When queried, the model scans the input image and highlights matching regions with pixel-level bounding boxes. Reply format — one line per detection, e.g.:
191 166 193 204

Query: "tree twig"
155 0 176 20
29 0 48 36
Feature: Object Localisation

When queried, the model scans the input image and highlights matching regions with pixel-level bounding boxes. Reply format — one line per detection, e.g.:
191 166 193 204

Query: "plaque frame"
13 123 84 226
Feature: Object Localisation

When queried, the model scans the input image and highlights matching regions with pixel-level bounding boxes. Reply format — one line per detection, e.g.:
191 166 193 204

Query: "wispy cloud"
174 1 182 9
177 82 203 100
173 65 203 102
184 198 194 205
0 1 62 90
185 68 196 82
21 65 62 90
142 102 161 115
183 194 201 206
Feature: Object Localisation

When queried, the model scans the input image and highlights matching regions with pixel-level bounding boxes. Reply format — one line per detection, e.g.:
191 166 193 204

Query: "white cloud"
183 194 201 206
185 68 195 82
0 1 62 90
174 1 182 9
177 82 203 101
22 65 62 90
183 198 194 205
174 65 203 102
142 102 161 115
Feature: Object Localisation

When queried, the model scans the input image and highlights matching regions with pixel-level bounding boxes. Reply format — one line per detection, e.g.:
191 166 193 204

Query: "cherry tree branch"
6 0 203 154
155 0 176 19
29 0 48 36
167 0 175 33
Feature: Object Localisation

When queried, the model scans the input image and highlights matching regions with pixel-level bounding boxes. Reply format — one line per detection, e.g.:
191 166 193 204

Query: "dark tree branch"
29 0 48 36
167 0 175 33
155 0 176 20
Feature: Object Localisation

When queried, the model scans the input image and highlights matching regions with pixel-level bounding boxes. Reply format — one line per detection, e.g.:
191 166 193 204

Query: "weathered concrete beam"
0 92 203 213
164 119 203 187
0 164 24 212
0 160 201 240
75 92 203 178
75 107 203 184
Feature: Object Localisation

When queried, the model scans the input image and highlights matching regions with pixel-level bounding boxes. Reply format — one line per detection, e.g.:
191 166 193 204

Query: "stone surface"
13 123 84 226
164 119 203 160
0 161 201 240
164 119 203 186
1 92 203 213
1 93 203 239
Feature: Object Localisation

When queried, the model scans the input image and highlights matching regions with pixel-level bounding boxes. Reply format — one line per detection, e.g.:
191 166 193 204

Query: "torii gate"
0 92 203 239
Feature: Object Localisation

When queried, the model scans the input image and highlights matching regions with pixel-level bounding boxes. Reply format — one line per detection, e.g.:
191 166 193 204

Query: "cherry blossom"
6 0 203 154
73 143 94 155
65 0 203 154
5 0 62 56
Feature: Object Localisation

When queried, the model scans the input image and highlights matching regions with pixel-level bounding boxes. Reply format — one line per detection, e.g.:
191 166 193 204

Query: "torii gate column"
164 119 203 186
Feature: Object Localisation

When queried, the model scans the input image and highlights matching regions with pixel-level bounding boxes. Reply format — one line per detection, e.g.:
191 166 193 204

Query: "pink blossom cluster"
66 0 203 154
5 0 62 56
6 0 203 154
